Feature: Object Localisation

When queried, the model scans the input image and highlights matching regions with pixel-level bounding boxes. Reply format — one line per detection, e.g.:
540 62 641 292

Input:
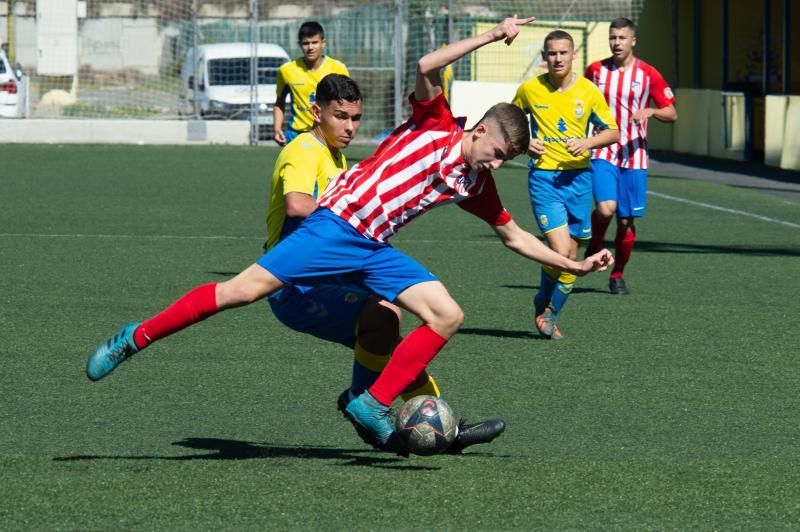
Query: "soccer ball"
395 395 457 456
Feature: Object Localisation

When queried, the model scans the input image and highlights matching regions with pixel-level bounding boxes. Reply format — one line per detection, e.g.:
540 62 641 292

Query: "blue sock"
350 360 380 397
535 267 558 314
549 280 574 319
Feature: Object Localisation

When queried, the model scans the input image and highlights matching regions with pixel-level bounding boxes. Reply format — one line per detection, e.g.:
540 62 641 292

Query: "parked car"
178 43 289 136
0 48 28 118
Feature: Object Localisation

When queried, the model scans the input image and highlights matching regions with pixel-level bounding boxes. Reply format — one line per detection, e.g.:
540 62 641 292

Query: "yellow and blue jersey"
276 57 349 132
265 132 347 250
513 74 617 171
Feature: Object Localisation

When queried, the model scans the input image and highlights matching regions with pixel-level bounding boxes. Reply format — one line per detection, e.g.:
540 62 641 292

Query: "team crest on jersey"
454 171 477 195
574 100 585 119
664 87 674 99
539 214 548 227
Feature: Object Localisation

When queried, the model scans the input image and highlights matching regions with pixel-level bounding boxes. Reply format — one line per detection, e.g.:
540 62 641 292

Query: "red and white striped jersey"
585 58 675 169
319 92 511 243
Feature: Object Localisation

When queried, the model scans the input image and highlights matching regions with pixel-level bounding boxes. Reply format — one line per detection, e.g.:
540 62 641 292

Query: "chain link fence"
1 0 644 143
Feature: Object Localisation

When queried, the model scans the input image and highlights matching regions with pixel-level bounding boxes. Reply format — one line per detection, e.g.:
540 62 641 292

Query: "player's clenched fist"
489 15 536 45
580 249 614 274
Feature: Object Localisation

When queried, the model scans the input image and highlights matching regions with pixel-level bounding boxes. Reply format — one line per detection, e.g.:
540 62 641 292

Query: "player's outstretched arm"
492 220 613 275
415 15 535 101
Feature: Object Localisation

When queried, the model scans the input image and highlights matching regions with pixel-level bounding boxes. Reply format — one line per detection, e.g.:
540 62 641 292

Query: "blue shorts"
528 165 593 240
591 159 648 218
268 283 369 348
257 208 437 302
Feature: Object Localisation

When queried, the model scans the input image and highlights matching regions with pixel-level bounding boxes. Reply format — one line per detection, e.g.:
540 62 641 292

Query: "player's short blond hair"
478 103 530 159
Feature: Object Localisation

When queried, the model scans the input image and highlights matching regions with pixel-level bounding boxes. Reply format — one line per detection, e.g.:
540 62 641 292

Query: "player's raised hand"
489 15 536 45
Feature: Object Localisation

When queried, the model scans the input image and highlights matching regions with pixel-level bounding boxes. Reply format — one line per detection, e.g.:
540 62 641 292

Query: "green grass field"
2 144 799 530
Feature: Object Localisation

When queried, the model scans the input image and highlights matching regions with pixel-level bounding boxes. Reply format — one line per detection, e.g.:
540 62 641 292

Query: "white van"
179 43 289 131
0 48 28 118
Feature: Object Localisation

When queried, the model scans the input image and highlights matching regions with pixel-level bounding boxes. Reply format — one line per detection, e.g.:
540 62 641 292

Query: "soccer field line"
646 190 800 230
1 185 797 242
0 231 506 244
504 159 799 230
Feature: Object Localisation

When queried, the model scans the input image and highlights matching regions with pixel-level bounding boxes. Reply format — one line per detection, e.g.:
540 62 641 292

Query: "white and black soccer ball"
395 395 457 456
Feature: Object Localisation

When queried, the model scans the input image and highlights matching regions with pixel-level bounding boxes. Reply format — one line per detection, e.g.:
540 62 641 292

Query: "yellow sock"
353 340 440 401
558 271 577 286
401 375 440 401
542 264 561 280
353 341 390 372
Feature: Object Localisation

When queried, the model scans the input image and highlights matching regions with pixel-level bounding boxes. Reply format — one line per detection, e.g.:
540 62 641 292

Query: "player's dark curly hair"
298 21 324 41
479 103 530 159
316 74 362 104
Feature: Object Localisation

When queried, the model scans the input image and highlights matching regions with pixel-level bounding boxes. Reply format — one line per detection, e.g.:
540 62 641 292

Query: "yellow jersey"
266 132 347 250
276 57 350 132
513 74 617 171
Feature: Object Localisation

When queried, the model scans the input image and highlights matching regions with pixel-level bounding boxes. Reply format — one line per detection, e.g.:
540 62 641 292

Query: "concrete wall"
671 88 747 161
643 0 798 93
450 80 518 129
762 95 800 170
80 18 165 76
1 16 165 75
0 119 251 145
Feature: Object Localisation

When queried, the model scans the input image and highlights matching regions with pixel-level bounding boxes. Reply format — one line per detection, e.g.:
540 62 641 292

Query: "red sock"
368 325 448 406
133 283 219 349
611 225 636 279
588 210 611 252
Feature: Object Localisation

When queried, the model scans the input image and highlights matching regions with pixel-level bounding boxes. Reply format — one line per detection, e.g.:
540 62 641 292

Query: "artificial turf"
1 144 799 530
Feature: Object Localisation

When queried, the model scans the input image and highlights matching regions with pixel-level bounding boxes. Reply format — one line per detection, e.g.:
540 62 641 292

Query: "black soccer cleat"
609 276 630 295
444 418 506 454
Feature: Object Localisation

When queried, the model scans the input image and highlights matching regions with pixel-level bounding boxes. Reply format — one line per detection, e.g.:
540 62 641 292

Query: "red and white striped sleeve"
643 63 676 109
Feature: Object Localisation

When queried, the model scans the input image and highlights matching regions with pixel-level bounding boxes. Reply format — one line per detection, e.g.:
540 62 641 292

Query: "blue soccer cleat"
342 391 399 451
86 323 141 381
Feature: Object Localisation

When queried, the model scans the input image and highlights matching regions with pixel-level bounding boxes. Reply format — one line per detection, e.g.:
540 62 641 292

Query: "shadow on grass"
634 240 800 257
730 183 800 195
500 284 609 295
458 327 545 340
53 437 439 470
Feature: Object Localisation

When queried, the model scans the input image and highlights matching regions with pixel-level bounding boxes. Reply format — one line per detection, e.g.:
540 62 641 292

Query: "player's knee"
597 202 616 218
429 303 463 338
216 278 265 308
